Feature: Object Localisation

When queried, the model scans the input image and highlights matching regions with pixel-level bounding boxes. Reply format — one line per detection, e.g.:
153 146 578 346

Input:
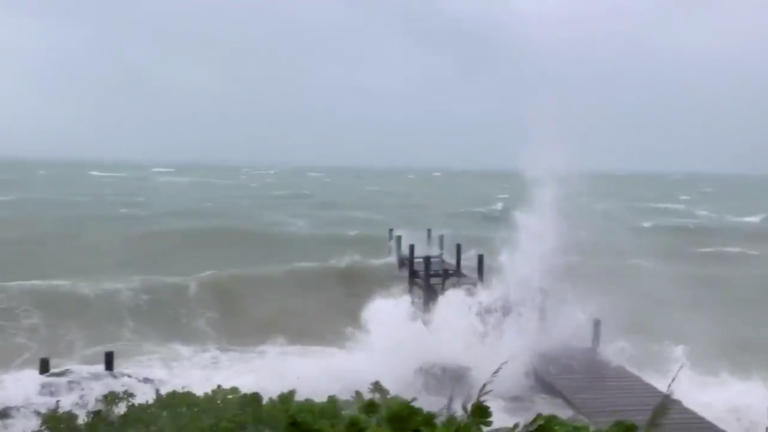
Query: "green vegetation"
36 381 640 432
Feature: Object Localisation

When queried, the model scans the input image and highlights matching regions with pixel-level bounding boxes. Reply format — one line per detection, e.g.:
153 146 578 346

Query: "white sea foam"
150 168 175 173
0 196 16 201
643 203 687 210
496 194 510 199
726 213 766 223
605 343 768 432
88 171 127 177
306 172 326 177
432 172 442 176
678 195 692 200
696 247 760 256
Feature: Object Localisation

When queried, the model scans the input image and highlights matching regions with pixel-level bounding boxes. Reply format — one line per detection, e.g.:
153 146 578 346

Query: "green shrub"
36 381 638 432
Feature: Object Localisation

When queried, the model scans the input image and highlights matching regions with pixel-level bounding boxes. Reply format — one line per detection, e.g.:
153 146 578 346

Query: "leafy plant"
35 381 643 432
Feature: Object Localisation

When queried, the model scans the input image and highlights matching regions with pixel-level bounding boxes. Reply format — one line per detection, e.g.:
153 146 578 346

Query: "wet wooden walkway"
534 347 724 430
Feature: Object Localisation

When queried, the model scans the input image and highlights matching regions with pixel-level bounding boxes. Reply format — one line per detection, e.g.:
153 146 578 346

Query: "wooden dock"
387 229 724 431
534 347 724 431
389 228 485 310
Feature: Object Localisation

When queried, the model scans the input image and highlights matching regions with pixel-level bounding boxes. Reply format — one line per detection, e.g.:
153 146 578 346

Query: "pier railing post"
408 244 415 293
395 235 403 269
592 318 602 351
105 351 115 372
477 253 485 283
455 243 462 274
39 357 50 375
426 228 432 249
438 234 444 256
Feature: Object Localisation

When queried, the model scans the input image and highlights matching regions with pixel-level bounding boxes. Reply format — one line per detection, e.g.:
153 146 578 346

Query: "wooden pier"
389 228 485 310
534 321 724 431
388 229 724 431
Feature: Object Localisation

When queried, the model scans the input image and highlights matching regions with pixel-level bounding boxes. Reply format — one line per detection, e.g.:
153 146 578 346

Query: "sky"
0 0 766 172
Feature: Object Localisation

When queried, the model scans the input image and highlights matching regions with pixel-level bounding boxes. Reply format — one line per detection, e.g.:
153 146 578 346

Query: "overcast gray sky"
1 0 766 172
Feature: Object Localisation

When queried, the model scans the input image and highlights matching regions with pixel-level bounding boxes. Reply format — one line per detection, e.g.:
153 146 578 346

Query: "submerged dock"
387 228 724 431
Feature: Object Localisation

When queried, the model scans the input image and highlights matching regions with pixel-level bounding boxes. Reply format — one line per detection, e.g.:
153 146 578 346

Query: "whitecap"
678 195 691 201
643 203 686 210
88 171 127 177
496 194 510 199
725 214 766 223
306 172 326 177
431 172 442 176
0 196 16 201
150 168 176 173
696 247 760 256
406 174 416 179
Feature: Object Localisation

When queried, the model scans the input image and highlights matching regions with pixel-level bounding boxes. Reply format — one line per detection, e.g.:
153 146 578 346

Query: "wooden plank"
534 348 724 431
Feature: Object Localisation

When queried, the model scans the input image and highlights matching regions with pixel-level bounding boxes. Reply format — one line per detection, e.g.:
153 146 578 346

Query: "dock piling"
104 351 115 372
426 228 432 248
438 234 444 256
423 255 436 309
477 254 485 283
408 244 415 292
591 318 602 351
455 243 462 274
395 235 403 268
388 228 394 254
39 357 50 375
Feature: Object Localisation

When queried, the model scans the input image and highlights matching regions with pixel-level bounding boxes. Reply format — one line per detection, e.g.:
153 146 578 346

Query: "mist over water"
0 161 767 430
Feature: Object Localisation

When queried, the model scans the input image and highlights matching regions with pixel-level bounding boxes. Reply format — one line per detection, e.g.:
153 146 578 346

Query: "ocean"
0 160 766 430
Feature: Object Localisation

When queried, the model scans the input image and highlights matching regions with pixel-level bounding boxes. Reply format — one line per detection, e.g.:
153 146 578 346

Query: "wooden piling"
104 351 115 372
408 244 415 293
455 243 462 274
423 255 436 309
477 253 485 283
592 318 602 351
388 228 394 254
395 235 403 268
39 357 50 375
426 228 432 248
438 234 444 256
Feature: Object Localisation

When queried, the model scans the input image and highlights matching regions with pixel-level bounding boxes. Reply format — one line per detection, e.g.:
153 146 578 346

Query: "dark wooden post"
438 234 444 256
395 235 403 268
477 253 485 283
455 243 462 274
408 244 415 293
388 228 394 254
423 255 437 309
104 351 115 372
39 357 50 375
592 318 602 351
426 228 432 248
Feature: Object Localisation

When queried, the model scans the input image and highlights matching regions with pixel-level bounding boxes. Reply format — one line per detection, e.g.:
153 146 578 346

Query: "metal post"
455 243 462 274
395 235 403 268
592 318 602 351
104 351 115 372
477 253 485 283
438 234 444 256
426 228 432 248
39 357 50 375
408 244 415 293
